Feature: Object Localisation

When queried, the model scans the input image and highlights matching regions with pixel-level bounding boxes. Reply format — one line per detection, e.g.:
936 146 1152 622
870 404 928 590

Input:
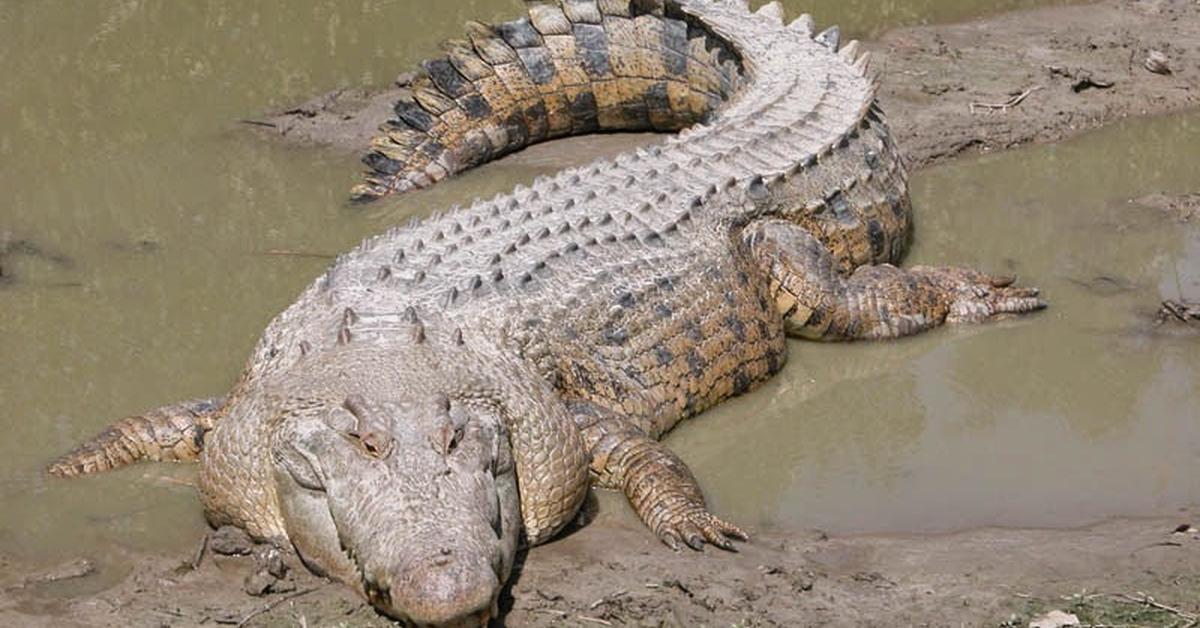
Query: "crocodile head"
270 392 521 626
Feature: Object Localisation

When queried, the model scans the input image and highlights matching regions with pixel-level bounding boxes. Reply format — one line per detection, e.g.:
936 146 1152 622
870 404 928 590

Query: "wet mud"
3 510 1199 627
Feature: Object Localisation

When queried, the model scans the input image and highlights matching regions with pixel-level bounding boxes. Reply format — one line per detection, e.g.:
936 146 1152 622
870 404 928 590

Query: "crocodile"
47 0 1045 624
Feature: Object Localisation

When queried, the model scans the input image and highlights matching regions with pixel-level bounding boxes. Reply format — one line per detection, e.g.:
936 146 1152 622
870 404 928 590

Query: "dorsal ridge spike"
854 51 873 76
746 175 769 201
755 1 784 24
789 13 815 36
451 328 464 346
816 26 840 50
404 306 419 324
839 40 861 63
410 321 426 344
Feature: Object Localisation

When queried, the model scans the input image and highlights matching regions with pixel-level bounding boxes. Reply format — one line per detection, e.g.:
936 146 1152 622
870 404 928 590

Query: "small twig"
531 606 614 626
6 559 96 591
187 534 209 571
239 119 277 129
589 589 627 609
236 586 325 627
969 86 1043 113
1160 300 1200 323
1113 592 1197 620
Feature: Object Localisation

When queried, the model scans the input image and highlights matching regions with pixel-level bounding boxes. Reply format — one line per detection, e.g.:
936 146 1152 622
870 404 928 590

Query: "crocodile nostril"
433 546 453 566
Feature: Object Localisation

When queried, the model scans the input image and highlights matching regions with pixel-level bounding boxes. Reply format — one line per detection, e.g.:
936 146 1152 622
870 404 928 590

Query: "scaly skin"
48 1 1045 624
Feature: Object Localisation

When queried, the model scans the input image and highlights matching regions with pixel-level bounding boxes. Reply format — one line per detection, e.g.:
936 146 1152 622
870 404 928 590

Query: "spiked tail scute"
838 40 861 63
755 1 785 24
789 14 815 36
47 398 224 478
853 51 873 77
815 26 840 50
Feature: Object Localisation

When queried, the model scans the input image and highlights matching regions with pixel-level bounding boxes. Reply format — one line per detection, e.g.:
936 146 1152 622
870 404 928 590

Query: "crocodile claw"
916 266 1048 323
658 507 749 553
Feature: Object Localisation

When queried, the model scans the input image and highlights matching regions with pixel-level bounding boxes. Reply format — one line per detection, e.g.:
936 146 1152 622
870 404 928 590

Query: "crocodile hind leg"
745 219 1046 341
571 401 747 551
47 398 224 477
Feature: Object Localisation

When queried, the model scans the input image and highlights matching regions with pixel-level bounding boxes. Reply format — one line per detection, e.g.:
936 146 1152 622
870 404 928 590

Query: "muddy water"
675 111 1200 534
0 0 1185 579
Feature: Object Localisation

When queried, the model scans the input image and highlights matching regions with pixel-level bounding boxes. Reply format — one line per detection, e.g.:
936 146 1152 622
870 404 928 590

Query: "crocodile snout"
377 552 499 627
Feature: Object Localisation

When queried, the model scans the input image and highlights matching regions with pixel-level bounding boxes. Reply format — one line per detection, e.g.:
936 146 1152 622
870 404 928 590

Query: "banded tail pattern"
352 0 747 201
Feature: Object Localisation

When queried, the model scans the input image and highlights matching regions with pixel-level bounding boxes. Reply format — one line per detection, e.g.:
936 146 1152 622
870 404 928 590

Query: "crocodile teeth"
789 13 815 37
728 0 750 10
816 26 840 50
838 40 861 63
755 1 784 24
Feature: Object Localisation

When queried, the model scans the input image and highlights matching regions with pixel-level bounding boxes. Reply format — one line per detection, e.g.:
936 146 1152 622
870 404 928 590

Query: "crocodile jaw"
269 393 521 626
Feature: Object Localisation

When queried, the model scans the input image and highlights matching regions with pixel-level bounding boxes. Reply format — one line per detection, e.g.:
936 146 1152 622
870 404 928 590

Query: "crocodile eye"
348 429 394 460
431 424 464 456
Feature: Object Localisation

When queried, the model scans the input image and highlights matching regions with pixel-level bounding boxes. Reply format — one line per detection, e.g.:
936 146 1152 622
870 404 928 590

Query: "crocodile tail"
47 397 224 478
352 0 744 201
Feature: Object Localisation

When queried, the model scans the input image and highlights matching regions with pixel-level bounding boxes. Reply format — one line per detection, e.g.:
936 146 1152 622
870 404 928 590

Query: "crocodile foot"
655 503 750 552
912 266 1046 324
613 434 749 552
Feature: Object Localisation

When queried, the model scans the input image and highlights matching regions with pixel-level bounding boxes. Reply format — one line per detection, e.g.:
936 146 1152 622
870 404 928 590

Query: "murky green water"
677 111 1200 533
0 0 1188 577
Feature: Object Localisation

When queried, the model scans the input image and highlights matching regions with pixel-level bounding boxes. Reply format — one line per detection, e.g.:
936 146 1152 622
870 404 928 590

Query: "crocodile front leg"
747 219 1046 340
573 402 747 551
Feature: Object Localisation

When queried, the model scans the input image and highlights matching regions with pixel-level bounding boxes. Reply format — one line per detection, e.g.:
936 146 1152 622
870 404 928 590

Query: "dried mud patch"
874 0 1200 167
3 510 1199 627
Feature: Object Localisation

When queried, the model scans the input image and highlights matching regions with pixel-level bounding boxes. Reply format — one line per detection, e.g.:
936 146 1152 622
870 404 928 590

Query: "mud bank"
3 509 1199 627
252 0 1200 173
874 0 1200 168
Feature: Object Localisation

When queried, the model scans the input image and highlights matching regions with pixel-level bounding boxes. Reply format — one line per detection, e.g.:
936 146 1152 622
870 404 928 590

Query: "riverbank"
252 0 1199 174
3 508 1198 627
